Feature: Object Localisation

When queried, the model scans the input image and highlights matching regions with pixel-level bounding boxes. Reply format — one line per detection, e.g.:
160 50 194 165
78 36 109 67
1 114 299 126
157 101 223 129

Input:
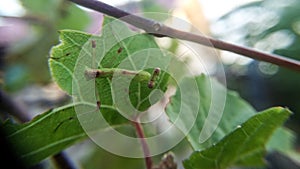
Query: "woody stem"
132 119 153 169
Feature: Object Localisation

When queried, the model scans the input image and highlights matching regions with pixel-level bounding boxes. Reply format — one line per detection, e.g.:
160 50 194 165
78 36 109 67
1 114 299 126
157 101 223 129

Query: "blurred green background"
0 0 300 168
212 0 300 143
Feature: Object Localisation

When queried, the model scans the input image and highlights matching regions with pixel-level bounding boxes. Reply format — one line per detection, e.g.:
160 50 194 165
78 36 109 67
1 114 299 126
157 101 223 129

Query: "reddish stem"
132 120 153 169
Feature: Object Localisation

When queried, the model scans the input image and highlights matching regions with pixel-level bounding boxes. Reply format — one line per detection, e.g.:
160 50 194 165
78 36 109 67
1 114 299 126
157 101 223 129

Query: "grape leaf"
49 16 170 123
2 104 87 167
183 107 291 169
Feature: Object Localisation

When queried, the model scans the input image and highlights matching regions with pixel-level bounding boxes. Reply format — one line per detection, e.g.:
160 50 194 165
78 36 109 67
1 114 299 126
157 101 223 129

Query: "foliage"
1 1 299 169
183 107 291 169
215 0 300 123
1 17 294 168
166 74 294 153
49 17 171 126
2 105 86 167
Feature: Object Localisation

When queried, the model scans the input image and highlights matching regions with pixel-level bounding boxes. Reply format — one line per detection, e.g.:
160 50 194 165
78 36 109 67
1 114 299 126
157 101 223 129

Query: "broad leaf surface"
166 75 256 150
2 104 86 167
166 75 294 168
183 107 291 169
49 17 170 123
12 16 173 166
166 75 293 150
2 102 136 167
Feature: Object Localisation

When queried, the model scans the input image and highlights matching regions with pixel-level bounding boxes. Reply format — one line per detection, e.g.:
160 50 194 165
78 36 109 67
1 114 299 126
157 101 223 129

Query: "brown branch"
0 15 53 29
132 120 153 169
0 89 30 123
69 0 300 72
52 152 77 169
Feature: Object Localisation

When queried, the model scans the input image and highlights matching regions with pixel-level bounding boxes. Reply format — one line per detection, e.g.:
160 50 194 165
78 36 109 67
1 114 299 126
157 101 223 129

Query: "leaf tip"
273 106 293 116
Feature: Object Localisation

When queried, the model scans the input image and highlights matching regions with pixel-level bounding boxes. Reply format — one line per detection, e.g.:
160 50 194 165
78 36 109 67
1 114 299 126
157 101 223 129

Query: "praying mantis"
85 67 161 89
85 40 161 89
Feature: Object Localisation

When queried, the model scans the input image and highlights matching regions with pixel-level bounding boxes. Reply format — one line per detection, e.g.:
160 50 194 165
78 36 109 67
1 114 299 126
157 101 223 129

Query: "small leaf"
183 107 291 169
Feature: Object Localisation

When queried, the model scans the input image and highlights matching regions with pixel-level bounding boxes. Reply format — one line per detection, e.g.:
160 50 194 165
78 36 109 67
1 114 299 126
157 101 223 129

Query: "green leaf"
267 127 295 153
20 0 58 18
2 101 135 167
49 30 92 94
166 75 295 167
166 75 294 150
20 0 90 29
2 104 86 167
57 3 91 31
49 16 170 122
166 75 257 150
183 107 291 169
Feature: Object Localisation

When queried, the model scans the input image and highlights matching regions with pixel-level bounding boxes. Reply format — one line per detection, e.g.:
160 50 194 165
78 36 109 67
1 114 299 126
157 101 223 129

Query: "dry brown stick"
0 89 30 123
69 0 300 72
132 120 153 169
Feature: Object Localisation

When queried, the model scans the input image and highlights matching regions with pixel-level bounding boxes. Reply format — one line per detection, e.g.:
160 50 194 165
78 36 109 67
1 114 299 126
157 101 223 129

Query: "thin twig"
0 89 30 123
69 0 300 72
0 15 53 28
132 120 153 169
52 152 77 169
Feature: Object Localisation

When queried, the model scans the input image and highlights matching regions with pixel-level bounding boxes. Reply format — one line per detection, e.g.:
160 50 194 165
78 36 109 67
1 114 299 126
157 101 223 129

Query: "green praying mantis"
85 67 161 89
85 40 161 89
